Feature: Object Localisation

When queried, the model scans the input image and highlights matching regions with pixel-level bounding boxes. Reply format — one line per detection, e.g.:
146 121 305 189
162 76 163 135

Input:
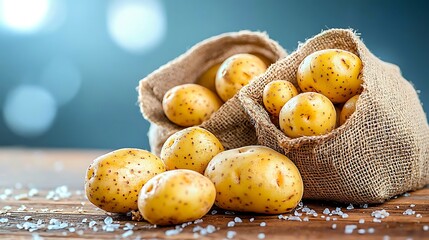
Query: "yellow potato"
162 84 223 127
340 94 359 125
263 80 299 116
85 148 166 213
297 49 363 103
195 63 221 93
138 169 216 225
279 92 336 138
216 53 267 102
204 146 303 214
161 127 224 174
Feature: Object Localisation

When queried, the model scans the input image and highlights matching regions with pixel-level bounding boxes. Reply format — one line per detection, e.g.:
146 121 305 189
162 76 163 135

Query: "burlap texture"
138 31 287 156
239 29 429 204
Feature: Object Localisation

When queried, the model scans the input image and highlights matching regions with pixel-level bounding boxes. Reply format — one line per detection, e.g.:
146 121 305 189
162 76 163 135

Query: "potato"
279 92 336 138
161 127 224 174
216 53 267 102
195 63 221 93
138 169 216 225
263 80 299 116
85 148 166 213
205 146 303 214
162 84 223 127
340 94 359 125
297 49 363 103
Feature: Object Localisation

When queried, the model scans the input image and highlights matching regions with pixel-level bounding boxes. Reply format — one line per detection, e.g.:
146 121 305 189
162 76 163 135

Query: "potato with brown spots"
204 146 303 214
85 148 166 213
297 49 363 103
138 169 216 225
279 92 336 138
161 127 224 174
162 84 222 127
195 63 221 93
216 53 267 102
340 94 360 125
263 80 299 116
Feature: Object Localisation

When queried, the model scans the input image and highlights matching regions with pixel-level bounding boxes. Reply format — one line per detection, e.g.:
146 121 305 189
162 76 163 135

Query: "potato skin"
340 94 359 125
204 146 303 214
85 148 166 213
162 84 223 127
279 92 336 138
195 63 221 93
263 80 299 116
216 53 267 102
297 49 363 104
138 169 216 225
161 127 224 174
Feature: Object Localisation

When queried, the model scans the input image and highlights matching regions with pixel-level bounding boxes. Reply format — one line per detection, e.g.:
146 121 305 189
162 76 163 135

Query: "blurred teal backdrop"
0 0 428 150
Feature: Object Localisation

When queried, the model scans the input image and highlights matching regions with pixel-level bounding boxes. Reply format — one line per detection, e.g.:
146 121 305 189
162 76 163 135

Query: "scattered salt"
46 186 71 200
346 204 354 210
15 193 29 200
194 219 203 224
88 220 97 228
123 222 134 230
372 209 390 219
24 216 32 221
403 192 411 197
342 213 349 219
416 214 422 218
92 226 98 232
423 225 428 231
68 227 75 232
211 210 218 215
373 218 381 223
260 222 266 227
331 224 337 229
303 216 309 222
257 233 266 239
277 215 283 219
396 206 400 209
344 225 357 234
225 211 235 215
249 218 255 222
368 228 375 234
362 204 368 208
17 205 27 211
234 217 242 223
122 230 134 238
81 218 88 223
383 235 390 240
76 230 84 235
226 230 236 239
227 221 235 227
359 219 365 224
410 204 416 208
206 225 216 234
32 233 43 240
294 210 302 216
28 188 39 197
3 206 12 211
0 218 8 223
358 229 366 234
325 217 330 221
332 217 338 221
104 216 113 225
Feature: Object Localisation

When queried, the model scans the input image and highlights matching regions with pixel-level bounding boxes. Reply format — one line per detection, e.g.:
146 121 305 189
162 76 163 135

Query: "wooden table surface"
0 148 428 239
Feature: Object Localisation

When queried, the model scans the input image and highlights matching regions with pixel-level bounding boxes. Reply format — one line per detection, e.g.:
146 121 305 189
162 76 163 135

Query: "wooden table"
0 148 428 239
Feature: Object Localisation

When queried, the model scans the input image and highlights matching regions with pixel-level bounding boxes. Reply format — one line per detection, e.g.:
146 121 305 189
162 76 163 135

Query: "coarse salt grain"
194 219 203 224
288 216 302 221
403 192 411 197
358 229 366 234
124 222 134 230
325 217 330 221
234 217 242 223
416 214 422 218
422 225 428 231
249 218 255 222
403 209 415 215
368 228 375 234
278 215 283 219
68 227 75 233
373 218 381 223
323 208 330 215
226 230 236 239
32 233 43 240
227 221 235 227
28 188 39 197
206 225 216 234
24 216 32 221
81 218 88 223
359 219 365 224
88 221 97 228
0 218 8 223
383 235 390 240
225 211 235 215
372 209 390 219
410 204 415 208
17 205 27 211
347 204 354 210
342 213 349 219
344 225 357 234
104 216 113 225
122 230 134 238
211 210 217 215
332 224 337 230
260 222 266 227
258 233 266 239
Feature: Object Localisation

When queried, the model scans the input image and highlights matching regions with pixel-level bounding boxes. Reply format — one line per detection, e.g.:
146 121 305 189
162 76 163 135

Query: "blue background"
0 0 428 150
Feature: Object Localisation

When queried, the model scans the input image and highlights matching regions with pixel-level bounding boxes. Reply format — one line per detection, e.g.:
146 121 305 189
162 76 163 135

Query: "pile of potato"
85 53 308 226
262 49 363 137
162 53 269 127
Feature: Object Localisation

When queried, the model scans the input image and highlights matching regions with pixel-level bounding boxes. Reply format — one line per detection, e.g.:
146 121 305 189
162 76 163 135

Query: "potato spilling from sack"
216 53 267 102
162 84 222 127
263 80 299 116
85 148 166 213
279 92 337 138
204 146 303 214
161 127 224 174
138 169 216 225
297 49 363 104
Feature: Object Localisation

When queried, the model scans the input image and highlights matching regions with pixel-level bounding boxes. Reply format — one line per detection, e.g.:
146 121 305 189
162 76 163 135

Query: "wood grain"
0 148 428 239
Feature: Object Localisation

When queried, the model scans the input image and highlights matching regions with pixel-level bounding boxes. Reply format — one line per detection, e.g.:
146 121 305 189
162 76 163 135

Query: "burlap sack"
239 29 429 204
138 31 287 156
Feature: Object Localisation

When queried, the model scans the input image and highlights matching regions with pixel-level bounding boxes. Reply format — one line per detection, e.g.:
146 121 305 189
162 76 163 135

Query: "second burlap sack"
239 29 429 204
139 31 287 156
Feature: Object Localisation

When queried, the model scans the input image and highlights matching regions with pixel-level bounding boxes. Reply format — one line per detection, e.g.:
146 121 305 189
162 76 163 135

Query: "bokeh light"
107 0 166 54
3 85 57 137
0 0 50 33
40 58 82 106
